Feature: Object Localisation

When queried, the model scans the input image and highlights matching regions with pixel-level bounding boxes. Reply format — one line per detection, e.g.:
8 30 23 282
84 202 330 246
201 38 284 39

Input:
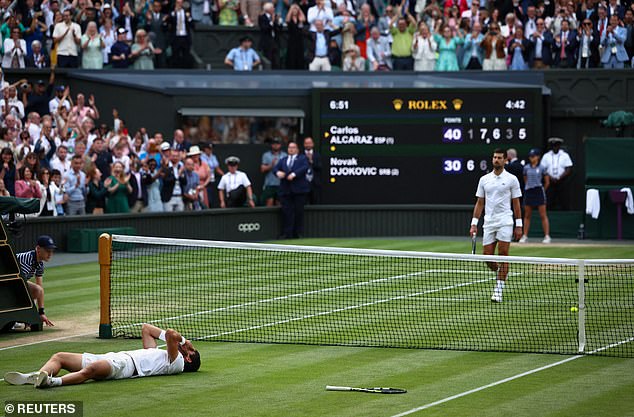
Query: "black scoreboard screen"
314 88 544 204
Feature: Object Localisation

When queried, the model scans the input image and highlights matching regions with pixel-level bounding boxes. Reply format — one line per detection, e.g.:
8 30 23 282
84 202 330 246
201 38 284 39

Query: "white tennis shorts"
483 225 513 246
82 352 136 380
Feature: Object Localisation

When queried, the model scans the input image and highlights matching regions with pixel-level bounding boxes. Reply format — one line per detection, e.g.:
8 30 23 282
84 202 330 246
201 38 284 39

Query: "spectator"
553 19 577 68
49 169 66 215
200 142 222 207
366 26 391 70
507 25 530 69
115 3 139 43
519 148 551 244
528 18 553 68
141 157 163 212
187 145 211 208
224 36 261 70
355 4 376 57
412 21 437 71
505 148 524 196
168 0 194 68
541 137 573 211
274 141 310 239
307 19 340 71
481 22 507 69
218 0 241 25
63 154 87 215
37 168 57 216
607 0 625 21
523 5 538 39
25 73 55 117
623 9 634 59
88 136 111 178
105 160 132 213
99 18 117 66
1 86 25 120
577 18 600 68
343 44 366 70
50 145 70 177
461 0 481 27
180 156 202 210
307 0 334 32
53 9 81 68
218 156 255 208
85 165 107 214
15 165 42 199
600 14 629 68
172 129 191 153
49 85 70 117
259 2 281 69
190 0 213 26
26 40 49 68
500 12 520 39
303 136 320 204
131 28 161 70
260 137 286 206
285 3 306 69
110 27 132 68
390 10 417 70
462 20 484 69
127 159 146 212
81 21 105 69
240 0 262 27
160 148 185 212
0 178 9 196
145 1 169 68
433 23 463 71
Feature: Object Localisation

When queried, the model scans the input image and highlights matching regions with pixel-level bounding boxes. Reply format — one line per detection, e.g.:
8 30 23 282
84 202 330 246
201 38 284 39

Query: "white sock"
496 280 505 292
50 377 62 387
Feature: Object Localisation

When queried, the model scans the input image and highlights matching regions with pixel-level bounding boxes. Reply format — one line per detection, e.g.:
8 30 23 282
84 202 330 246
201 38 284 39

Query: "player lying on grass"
4 324 200 388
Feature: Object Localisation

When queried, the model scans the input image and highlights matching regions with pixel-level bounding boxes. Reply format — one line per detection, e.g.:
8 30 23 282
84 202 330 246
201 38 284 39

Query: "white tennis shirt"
476 169 522 229
121 348 184 377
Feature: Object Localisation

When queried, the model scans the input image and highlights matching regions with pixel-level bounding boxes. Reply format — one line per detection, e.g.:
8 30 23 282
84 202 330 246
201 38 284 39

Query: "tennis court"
1 238 633 417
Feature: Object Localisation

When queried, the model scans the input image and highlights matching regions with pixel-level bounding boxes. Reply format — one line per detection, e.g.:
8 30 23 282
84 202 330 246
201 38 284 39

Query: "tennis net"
99 234 634 357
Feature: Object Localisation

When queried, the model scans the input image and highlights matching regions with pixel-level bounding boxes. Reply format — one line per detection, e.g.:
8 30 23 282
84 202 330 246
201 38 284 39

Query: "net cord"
110 234 631 266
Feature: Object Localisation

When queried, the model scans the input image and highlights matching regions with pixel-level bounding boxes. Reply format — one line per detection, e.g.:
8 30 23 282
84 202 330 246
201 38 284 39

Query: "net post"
577 260 586 353
99 233 112 339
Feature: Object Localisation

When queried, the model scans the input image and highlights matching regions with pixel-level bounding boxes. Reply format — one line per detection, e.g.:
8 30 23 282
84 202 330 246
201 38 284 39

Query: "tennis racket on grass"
471 233 477 255
326 386 407 394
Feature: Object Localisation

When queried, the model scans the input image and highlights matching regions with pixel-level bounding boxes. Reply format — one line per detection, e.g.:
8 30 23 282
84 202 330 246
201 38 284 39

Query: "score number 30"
442 158 488 174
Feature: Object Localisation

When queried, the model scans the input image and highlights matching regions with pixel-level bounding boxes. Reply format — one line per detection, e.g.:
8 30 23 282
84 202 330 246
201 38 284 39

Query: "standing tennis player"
469 148 523 303
4 324 200 388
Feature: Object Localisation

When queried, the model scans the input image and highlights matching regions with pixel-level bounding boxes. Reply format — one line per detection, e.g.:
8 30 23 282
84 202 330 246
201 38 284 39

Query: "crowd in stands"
0 0 629 70
224 0 634 70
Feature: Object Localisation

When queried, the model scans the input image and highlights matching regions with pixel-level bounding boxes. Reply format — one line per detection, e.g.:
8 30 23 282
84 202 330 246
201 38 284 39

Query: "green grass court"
2 239 634 417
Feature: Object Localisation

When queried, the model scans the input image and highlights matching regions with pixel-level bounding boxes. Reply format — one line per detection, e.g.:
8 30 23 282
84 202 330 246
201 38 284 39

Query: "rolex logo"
392 99 403 111
452 98 464 111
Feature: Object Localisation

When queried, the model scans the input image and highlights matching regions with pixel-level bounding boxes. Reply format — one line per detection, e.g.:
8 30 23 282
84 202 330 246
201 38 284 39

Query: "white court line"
115 269 504 331
0 331 97 352
197 276 495 340
388 336 634 417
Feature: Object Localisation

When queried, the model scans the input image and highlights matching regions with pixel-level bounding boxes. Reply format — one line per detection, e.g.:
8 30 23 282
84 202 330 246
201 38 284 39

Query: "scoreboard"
314 88 544 204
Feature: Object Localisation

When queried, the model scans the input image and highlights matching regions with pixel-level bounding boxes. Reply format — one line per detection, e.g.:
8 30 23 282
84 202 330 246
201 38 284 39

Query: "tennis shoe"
4 371 39 385
542 235 552 244
34 371 51 388
518 235 528 243
491 293 502 303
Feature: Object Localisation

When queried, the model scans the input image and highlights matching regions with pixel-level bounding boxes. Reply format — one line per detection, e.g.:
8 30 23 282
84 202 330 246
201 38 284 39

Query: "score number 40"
443 127 527 141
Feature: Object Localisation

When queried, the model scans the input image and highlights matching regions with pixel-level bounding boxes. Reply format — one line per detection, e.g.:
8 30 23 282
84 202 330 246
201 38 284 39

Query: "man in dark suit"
275 141 311 239
258 2 281 69
552 19 578 68
26 40 50 68
303 136 321 204
168 0 195 68
127 160 147 212
528 18 554 68
145 0 169 68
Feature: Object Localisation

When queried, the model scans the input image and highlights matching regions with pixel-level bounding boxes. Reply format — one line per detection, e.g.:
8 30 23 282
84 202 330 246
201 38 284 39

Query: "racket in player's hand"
471 233 477 255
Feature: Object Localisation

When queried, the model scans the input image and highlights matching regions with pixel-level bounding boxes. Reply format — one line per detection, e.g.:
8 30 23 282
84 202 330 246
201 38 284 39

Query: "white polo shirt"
52 21 81 56
122 348 184 377
218 171 251 193
476 169 522 229
541 150 573 180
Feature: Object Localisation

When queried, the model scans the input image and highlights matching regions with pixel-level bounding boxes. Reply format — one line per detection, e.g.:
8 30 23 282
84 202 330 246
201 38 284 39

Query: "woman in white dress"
99 18 117 66
412 21 437 71
2 28 27 69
